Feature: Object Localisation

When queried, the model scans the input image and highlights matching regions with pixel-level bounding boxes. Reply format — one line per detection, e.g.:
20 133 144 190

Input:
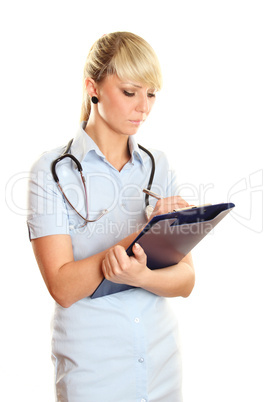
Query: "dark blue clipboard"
91 202 235 299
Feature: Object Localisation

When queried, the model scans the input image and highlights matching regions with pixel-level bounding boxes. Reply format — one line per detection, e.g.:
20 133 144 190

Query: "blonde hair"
80 32 163 122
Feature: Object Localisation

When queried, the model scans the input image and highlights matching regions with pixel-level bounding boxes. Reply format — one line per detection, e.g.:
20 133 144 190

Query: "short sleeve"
165 164 180 197
27 152 70 241
150 150 180 198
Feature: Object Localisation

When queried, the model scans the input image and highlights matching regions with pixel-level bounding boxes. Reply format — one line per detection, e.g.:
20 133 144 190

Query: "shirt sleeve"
165 164 180 198
27 152 70 241
151 149 180 198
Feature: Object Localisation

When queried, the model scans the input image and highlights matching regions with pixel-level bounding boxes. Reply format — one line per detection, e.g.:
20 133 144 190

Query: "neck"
84 119 131 172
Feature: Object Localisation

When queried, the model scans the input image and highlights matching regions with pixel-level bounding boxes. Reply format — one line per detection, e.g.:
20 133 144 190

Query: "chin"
120 128 139 136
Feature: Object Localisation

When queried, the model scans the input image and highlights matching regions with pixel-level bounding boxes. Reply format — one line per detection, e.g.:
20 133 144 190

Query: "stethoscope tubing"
51 139 155 224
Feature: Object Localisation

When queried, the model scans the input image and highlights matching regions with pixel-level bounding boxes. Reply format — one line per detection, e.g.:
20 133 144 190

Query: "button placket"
127 297 148 402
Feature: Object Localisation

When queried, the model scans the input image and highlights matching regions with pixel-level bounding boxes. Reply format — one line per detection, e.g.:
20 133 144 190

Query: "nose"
136 94 150 114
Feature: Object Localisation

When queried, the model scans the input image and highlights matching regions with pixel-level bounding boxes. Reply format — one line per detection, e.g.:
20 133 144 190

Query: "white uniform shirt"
27 122 183 402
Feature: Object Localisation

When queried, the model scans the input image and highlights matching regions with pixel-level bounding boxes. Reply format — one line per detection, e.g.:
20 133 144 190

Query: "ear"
85 78 99 98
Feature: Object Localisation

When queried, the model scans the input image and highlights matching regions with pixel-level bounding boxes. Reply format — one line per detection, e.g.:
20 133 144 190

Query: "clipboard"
91 202 235 299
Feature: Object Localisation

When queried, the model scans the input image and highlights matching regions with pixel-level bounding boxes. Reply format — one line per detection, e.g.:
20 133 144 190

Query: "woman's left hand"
102 243 149 286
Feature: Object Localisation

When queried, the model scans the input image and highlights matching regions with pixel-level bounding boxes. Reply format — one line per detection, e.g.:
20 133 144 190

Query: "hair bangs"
108 37 163 91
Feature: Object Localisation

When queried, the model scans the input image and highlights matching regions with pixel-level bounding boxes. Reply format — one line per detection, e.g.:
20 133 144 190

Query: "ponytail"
80 91 91 122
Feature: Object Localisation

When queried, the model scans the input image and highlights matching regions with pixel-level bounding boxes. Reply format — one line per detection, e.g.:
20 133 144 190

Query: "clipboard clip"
173 203 212 212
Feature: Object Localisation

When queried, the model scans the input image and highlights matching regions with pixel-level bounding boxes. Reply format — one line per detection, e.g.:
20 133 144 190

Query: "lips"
129 120 144 125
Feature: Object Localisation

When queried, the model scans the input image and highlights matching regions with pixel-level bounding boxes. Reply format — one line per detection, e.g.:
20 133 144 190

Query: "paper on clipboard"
91 202 235 299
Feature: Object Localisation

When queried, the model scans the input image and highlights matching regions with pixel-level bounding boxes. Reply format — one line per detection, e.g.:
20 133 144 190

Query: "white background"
1 1 267 401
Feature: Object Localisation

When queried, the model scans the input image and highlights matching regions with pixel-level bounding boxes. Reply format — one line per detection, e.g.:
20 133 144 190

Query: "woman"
27 32 195 402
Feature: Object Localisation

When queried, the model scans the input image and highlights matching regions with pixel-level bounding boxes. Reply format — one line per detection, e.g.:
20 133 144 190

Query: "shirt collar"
70 121 145 166
128 135 144 166
70 121 104 162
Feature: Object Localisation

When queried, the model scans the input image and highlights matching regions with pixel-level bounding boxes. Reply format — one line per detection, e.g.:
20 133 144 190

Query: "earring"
91 96 99 104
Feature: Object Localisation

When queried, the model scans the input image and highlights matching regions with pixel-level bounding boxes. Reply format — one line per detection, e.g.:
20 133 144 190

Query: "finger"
174 196 189 210
102 259 108 277
155 197 188 213
113 245 129 271
102 249 118 277
132 243 147 264
102 254 112 276
109 249 123 272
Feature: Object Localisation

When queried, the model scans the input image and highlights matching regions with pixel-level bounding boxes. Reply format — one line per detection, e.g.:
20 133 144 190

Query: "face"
92 74 157 136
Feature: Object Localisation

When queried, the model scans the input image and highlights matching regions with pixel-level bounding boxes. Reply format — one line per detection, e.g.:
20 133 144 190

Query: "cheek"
101 97 129 121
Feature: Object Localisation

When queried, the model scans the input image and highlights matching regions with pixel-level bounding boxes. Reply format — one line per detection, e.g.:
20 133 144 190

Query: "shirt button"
134 317 140 323
138 357 144 363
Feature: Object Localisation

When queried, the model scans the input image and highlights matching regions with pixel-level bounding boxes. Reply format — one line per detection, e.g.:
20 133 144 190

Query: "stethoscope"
51 139 156 226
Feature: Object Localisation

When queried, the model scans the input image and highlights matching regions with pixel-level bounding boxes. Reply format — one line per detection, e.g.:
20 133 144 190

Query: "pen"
143 188 163 200
143 188 212 211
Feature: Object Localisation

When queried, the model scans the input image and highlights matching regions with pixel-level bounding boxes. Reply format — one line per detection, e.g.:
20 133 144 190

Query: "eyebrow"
121 82 143 88
121 82 156 92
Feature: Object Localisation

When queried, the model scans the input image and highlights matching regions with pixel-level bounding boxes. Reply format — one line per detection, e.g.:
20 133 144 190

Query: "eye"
123 90 135 97
147 92 156 98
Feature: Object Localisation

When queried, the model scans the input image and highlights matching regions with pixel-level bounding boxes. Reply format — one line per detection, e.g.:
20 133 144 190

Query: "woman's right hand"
149 196 190 220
